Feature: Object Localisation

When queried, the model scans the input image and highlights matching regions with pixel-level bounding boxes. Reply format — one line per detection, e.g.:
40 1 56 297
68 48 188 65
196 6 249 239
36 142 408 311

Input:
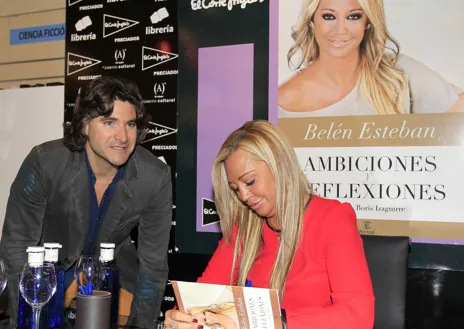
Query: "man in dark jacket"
0 76 172 328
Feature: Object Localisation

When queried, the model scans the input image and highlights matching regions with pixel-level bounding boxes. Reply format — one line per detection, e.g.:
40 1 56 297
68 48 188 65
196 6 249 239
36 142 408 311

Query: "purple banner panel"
412 238 464 245
268 0 278 125
196 44 254 232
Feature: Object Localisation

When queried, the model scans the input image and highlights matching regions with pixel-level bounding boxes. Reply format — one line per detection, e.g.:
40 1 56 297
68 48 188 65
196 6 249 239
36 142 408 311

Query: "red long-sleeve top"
197 196 375 329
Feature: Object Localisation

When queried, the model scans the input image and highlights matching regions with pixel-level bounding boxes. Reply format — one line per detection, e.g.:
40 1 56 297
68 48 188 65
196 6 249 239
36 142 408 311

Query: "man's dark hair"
63 76 148 151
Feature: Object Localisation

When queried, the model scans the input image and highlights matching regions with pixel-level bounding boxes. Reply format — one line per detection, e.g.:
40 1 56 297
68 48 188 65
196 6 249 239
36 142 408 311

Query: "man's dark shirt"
64 150 125 289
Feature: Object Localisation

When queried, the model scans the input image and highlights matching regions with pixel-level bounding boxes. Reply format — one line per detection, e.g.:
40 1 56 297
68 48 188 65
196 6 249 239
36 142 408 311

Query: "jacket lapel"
68 151 90 242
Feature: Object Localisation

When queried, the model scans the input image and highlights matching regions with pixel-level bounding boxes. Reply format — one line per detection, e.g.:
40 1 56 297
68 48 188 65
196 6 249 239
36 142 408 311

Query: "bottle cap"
26 246 45 264
44 243 62 249
100 243 115 262
100 243 115 249
44 243 62 262
26 246 45 253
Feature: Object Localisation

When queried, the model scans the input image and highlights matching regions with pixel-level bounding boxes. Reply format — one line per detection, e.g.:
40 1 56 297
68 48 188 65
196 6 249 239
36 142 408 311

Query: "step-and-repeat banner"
65 0 178 322
177 0 464 254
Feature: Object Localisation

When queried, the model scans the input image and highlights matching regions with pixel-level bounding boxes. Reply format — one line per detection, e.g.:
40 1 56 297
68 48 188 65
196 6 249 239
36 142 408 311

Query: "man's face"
84 100 138 171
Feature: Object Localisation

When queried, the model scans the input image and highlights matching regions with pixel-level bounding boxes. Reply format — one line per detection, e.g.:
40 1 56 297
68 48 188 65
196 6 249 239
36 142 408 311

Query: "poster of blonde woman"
277 0 464 241
278 0 464 117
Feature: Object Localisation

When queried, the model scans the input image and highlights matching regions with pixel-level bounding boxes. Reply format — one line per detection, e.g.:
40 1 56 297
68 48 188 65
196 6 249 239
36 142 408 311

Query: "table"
0 316 165 328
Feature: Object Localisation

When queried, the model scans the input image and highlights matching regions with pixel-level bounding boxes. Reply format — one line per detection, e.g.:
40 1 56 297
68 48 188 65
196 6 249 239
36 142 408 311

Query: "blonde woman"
165 120 374 329
278 0 464 117
186 303 238 329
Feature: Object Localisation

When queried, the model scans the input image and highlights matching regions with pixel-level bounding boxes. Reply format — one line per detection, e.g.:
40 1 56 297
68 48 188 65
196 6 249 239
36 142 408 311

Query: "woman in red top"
165 120 374 329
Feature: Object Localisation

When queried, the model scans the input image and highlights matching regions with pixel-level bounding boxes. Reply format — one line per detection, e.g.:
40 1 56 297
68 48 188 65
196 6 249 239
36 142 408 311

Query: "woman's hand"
164 309 204 329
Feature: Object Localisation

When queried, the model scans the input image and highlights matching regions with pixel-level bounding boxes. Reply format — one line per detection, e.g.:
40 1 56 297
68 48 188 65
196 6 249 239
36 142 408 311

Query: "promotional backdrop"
277 0 464 242
65 0 178 322
177 0 464 254
176 0 271 254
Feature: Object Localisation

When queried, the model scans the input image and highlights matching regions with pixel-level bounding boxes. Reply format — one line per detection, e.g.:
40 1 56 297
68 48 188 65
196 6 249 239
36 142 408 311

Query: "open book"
172 281 282 329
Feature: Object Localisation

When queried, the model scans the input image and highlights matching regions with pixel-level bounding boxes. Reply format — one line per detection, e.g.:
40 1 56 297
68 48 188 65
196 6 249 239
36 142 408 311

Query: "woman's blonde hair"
287 0 408 115
211 120 312 296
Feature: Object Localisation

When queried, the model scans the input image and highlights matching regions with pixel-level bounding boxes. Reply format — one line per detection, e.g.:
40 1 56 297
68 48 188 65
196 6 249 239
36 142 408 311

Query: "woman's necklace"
264 196 312 241
264 218 281 240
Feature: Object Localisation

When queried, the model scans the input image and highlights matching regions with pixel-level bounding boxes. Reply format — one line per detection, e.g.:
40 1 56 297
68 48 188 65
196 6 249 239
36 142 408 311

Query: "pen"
245 280 253 287
79 285 86 295
87 281 93 295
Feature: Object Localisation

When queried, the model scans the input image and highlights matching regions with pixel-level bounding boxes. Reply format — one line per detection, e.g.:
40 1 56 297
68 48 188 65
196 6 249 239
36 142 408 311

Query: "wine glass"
74 255 102 295
19 262 57 329
0 259 7 295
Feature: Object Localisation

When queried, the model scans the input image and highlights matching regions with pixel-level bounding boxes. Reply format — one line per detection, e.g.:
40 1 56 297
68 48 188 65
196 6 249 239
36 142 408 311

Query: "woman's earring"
366 23 372 30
